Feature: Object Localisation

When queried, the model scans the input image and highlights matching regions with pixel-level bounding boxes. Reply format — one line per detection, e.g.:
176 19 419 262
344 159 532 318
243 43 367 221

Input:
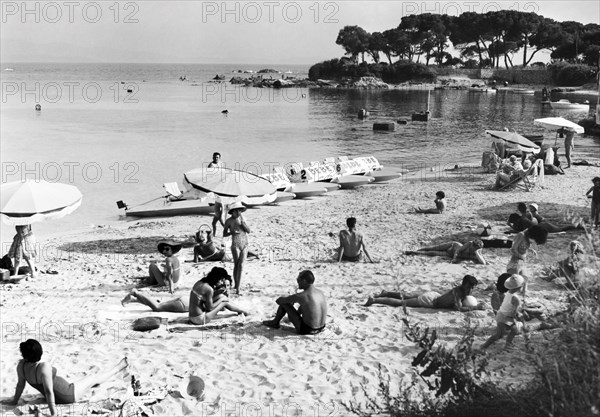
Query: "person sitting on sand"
528 203 581 233
542 240 585 285
8 225 37 278
364 274 483 311
337 217 374 263
189 266 250 324
414 191 446 214
1 339 128 416
148 241 181 294
507 202 538 232
193 228 226 262
262 270 327 335
123 267 249 324
405 239 486 264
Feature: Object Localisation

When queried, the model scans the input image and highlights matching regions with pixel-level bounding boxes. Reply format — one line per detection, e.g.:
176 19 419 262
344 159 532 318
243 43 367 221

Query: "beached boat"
549 99 590 111
123 198 214 218
468 87 497 93
511 89 535 95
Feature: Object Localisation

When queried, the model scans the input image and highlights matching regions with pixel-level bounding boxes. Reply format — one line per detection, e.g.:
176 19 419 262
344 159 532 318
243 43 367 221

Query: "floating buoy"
221 110 229 114
373 122 395 131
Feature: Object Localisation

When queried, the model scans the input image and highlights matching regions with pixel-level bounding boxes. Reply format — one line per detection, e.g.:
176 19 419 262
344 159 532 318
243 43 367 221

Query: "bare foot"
262 320 280 329
121 294 132 307
363 297 375 307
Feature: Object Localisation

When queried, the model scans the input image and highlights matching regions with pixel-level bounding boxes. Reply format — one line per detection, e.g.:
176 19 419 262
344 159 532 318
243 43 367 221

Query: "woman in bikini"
2 339 127 416
223 202 250 294
148 241 181 294
188 267 250 324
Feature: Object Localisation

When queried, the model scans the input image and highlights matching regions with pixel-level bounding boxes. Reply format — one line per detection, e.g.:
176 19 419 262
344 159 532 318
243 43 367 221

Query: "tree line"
336 11 600 68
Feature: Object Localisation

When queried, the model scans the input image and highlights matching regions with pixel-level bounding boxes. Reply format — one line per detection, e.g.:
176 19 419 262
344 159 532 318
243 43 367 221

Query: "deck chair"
497 159 544 191
163 182 184 200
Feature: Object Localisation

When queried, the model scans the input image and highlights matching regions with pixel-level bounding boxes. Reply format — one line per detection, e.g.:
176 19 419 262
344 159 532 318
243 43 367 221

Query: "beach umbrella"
184 167 276 199
485 130 541 154
533 117 585 134
1 180 82 225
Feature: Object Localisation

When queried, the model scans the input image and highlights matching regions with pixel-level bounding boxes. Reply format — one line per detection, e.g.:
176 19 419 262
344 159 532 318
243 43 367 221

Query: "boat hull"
125 199 213 218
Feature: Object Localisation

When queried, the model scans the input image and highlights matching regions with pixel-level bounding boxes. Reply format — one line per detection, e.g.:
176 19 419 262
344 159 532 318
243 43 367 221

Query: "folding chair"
498 159 544 191
163 182 184 200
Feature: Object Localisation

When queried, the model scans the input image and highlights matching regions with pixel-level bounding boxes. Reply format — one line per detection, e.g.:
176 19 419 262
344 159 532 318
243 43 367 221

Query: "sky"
1 1 599 64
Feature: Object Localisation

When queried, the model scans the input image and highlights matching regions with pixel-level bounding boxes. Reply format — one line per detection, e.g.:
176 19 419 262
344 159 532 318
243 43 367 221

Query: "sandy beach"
1 159 599 416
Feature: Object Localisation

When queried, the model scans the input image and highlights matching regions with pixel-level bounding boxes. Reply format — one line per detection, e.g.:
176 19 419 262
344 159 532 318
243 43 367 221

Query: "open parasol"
485 130 541 154
1 180 83 225
533 117 585 134
184 167 276 202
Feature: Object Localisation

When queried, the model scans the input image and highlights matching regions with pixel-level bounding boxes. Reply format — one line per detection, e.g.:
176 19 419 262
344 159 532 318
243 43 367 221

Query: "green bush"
548 62 596 86
308 59 436 83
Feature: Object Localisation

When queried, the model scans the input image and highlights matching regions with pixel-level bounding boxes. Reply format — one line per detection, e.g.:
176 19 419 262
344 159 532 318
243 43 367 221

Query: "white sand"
1 161 599 416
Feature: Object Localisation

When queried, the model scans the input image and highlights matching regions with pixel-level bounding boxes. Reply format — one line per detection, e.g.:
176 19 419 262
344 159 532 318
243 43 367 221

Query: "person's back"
432 287 461 309
300 285 327 328
339 229 362 258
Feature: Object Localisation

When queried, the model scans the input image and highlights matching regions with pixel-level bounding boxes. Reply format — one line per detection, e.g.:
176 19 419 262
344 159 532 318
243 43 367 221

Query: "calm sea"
1 63 599 240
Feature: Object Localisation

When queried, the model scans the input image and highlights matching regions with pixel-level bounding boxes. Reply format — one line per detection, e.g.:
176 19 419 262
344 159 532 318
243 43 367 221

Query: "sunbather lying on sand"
2 339 128 416
122 267 250 324
364 275 484 311
405 239 486 264
414 190 446 214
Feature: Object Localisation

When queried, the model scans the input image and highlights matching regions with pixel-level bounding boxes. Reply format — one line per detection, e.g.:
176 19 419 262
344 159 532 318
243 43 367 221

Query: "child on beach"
481 274 525 349
1 339 128 416
8 225 37 278
148 241 181 294
364 275 484 311
405 239 486 264
585 176 600 228
223 202 250 295
414 191 446 214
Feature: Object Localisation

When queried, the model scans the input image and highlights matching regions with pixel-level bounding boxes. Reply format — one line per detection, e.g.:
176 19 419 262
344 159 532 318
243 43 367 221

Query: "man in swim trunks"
337 217 374 263
262 270 328 335
148 241 181 294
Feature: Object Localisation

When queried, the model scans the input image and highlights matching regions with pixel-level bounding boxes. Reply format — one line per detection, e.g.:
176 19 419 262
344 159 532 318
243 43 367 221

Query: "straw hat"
505 274 525 290
228 201 246 214
529 203 539 211
157 240 182 254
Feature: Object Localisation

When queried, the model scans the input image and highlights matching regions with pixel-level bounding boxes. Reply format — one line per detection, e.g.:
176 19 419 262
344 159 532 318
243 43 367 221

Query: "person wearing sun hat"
148 240 182 294
481 274 525 349
528 203 581 233
223 201 250 294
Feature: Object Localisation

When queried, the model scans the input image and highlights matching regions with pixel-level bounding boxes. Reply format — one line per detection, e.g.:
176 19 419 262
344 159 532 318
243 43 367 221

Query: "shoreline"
1 156 599 416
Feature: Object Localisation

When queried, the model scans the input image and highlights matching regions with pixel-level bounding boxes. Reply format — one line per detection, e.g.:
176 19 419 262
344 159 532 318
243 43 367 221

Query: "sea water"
1 63 598 240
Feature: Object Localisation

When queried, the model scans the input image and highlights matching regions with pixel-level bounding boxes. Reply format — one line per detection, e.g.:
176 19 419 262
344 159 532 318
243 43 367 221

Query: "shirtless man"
262 270 328 335
207 152 223 168
208 152 225 235
405 239 486 264
148 241 181 294
337 217 374 263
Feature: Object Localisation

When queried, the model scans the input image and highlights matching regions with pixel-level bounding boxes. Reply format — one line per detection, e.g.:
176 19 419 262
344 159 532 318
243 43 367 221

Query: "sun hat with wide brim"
529 203 539 211
157 241 182 254
227 201 246 214
505 274 525 290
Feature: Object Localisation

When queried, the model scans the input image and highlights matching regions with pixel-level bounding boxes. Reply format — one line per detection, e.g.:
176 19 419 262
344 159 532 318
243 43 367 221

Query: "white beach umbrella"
533 117 585 134
485 130 541 154
0 180 83 225
184 167 277 204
